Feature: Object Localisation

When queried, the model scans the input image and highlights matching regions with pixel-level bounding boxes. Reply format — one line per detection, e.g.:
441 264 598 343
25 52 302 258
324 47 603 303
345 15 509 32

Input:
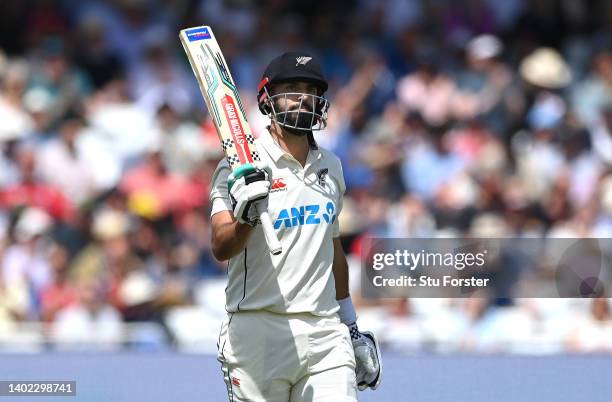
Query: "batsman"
210 52 382 401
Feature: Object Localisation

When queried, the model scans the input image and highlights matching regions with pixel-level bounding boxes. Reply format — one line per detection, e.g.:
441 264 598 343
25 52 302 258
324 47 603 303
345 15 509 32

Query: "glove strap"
348 322 363 341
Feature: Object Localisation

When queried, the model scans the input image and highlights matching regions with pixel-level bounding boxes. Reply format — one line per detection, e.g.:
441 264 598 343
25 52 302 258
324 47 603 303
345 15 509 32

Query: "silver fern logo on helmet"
295 56 312 66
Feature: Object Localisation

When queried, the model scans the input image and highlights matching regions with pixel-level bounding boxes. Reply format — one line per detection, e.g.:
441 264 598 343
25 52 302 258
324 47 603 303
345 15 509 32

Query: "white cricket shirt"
210 130 345 316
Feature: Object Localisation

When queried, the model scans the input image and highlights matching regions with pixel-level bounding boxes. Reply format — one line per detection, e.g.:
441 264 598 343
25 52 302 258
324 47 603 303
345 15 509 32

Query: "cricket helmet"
257 51 330 132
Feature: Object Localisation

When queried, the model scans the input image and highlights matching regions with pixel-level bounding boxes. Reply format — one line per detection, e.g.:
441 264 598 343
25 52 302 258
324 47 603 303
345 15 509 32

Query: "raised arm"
211 211 255 261
209 161 271 261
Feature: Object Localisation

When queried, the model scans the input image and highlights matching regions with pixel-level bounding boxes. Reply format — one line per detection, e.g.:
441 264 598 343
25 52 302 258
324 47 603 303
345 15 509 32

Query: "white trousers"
217 310 357 402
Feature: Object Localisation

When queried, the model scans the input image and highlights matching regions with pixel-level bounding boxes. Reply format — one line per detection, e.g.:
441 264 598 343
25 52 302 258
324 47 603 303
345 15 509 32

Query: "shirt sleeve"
332 156 346 238
209 159 233 217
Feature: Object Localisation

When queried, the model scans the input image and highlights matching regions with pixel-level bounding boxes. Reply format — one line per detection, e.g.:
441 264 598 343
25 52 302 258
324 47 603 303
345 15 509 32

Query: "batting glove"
228 163 271 226
349 323 382 391
338 296 382 391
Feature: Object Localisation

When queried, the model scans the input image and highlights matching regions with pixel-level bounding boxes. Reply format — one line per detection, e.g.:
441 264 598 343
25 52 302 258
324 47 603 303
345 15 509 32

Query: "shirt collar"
259 130 286 163
259 130 323 164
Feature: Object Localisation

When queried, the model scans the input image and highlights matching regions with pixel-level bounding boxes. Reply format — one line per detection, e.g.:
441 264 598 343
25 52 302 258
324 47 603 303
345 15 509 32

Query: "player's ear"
268 83 281 95
262 92 275 115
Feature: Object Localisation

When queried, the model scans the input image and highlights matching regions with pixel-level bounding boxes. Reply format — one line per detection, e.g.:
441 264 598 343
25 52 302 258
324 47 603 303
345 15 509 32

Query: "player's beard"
284 106 315 135
295 110 315 130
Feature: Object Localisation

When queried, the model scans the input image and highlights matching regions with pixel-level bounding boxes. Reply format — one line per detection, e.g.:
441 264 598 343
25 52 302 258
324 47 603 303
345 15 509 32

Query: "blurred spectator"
0 274 30 328
456 34 525 135
100 0 170 71
70 208 139 286
0 58 34 143
447 118 507 175
386 195 436 237
512 97 566 203
571 49 612 126
172 210 225 278
0 144 74 221
400 123 466 201
84 77 156 171
566 298 612 352
73 15 124 89
40 243 77 323
396 49 460 126
1 207 53 318
0 139 22 189
559 124 601 208
121 147 206 219
27 37 92 130
35 112 99 206
589 104 612 166
151 104 210 176
129 38 194 116
22 87 55 140
51 277 123 350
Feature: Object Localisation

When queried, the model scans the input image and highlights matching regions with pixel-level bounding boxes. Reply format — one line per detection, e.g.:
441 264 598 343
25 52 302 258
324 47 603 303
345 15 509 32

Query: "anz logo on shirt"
274 202 336 229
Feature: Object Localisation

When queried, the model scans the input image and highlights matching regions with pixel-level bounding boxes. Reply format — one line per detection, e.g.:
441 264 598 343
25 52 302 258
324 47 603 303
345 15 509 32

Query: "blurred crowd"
1 0 612 353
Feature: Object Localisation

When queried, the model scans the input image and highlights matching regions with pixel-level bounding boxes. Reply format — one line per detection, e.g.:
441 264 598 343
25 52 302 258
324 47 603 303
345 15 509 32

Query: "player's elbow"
211 231 240 261
211 211 250 261
211 237 231 261
211 212 234 261
212 247 231 262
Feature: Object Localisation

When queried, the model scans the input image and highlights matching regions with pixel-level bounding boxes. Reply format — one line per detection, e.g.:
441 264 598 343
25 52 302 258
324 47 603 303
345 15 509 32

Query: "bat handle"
255 204 282 255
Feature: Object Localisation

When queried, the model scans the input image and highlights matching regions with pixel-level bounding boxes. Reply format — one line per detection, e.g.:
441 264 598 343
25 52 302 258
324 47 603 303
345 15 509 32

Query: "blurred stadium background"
1 0 612 400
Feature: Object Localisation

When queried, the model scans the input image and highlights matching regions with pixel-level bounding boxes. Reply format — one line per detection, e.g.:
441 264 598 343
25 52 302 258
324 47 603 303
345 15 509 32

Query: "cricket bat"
179 26 282 255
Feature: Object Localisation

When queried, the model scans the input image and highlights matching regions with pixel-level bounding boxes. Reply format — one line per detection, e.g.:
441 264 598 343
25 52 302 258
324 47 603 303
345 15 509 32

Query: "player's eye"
306 86 319 96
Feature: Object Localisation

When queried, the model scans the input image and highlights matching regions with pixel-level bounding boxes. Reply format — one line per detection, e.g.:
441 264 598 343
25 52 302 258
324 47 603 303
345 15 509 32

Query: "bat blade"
179 26 258 170
179 25 281 255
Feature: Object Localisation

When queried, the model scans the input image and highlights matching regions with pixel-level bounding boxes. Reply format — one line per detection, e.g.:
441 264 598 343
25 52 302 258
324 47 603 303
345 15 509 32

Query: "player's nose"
297 93 314 107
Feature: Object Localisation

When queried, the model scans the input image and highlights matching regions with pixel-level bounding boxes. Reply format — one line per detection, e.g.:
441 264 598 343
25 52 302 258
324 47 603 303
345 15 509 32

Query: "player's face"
272 82 319 109
271 81 320 130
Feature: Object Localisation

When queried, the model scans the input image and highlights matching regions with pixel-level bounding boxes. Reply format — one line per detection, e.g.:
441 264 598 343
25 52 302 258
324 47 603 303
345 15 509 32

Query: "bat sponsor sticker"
185 27 211 42
221 95 252 163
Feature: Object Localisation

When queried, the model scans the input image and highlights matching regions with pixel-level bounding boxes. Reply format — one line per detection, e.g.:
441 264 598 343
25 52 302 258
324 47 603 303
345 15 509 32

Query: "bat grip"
255 204 282 255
